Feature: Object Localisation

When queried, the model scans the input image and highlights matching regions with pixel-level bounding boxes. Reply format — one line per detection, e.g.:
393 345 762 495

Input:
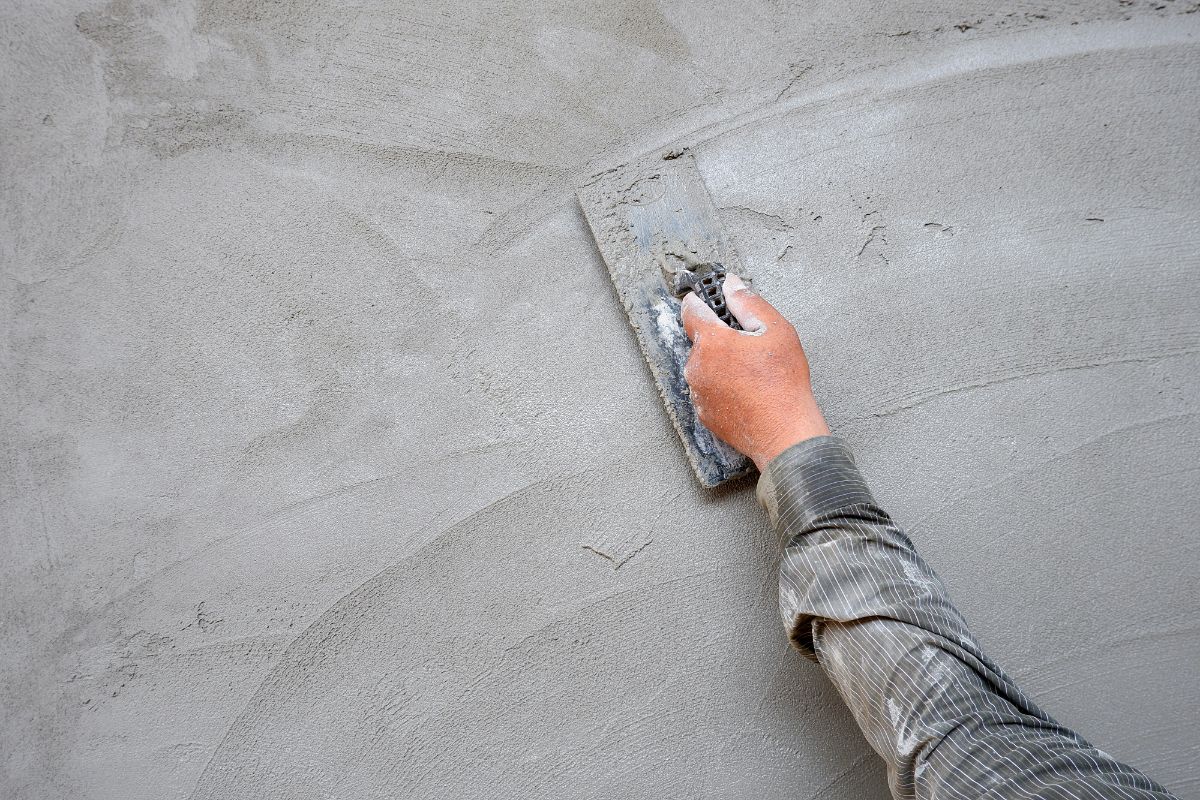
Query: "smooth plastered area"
3 2 1199 798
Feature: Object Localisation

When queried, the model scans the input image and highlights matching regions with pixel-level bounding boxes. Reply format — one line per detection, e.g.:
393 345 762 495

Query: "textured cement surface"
3 2 1199 798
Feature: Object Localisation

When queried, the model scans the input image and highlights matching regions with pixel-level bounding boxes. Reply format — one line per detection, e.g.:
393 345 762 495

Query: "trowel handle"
676 262 742 331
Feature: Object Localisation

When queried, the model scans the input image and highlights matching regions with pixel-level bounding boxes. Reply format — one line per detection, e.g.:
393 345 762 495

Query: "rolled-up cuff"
756 436 876 532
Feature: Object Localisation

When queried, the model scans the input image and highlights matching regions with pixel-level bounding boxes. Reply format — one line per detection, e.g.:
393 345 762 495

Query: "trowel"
577 151 754 488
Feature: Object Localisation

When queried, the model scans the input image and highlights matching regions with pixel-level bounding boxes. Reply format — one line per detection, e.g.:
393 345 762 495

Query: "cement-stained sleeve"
760 436 1180 800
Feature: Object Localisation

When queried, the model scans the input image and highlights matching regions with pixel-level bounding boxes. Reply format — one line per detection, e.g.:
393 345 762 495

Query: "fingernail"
724 274 747 292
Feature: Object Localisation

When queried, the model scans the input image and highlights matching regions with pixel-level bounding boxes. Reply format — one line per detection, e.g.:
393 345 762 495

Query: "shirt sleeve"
759 436 1178 800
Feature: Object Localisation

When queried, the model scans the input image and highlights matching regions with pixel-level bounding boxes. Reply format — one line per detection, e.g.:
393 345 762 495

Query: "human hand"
680 275 829 472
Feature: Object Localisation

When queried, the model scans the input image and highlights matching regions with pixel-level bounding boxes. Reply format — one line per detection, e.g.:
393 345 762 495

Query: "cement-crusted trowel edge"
576 150 754 488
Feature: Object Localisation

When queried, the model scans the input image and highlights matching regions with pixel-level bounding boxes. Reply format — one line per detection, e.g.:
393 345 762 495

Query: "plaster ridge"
486 16 1200 256
851 349 1200 423
585 15 1200 178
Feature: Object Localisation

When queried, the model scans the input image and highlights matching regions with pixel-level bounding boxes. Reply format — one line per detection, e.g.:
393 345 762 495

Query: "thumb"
681 291 726 342
723 274 784 333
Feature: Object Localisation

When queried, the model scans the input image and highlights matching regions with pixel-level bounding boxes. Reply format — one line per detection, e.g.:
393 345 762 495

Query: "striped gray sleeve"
758 436 1178 800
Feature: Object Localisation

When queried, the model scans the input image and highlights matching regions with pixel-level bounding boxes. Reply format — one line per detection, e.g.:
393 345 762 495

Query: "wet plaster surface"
3 1 1199 798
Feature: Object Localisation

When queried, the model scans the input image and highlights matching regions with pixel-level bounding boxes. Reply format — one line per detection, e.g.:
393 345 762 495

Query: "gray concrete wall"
3 1 1198 798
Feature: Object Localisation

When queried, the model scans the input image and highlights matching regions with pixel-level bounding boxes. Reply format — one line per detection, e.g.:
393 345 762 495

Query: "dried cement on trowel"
578 152 753 487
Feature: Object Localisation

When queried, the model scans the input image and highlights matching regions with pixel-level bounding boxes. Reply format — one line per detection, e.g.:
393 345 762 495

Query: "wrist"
751 409 830 472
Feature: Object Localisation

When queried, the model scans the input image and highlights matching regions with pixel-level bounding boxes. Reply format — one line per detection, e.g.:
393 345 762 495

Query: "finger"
723 274 784 333
680 291 728 342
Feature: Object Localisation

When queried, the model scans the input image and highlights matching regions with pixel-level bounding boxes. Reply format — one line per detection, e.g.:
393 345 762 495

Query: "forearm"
763 437 1176 800
677 275 1175 797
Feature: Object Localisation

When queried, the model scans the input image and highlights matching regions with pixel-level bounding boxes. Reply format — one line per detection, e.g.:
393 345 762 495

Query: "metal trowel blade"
577 151 754 488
